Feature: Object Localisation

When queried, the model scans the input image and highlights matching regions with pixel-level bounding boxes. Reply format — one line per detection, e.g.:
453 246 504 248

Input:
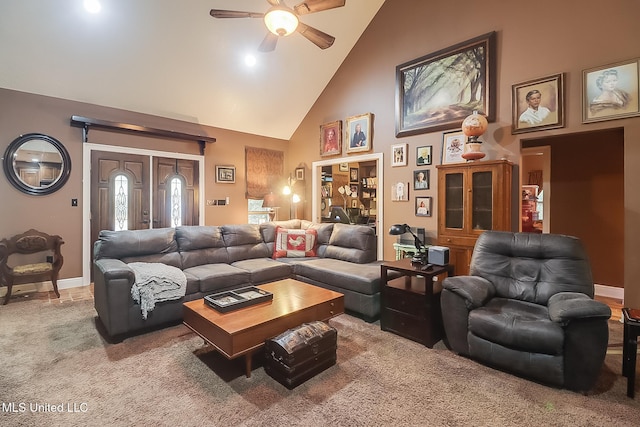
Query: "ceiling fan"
210 0 346 52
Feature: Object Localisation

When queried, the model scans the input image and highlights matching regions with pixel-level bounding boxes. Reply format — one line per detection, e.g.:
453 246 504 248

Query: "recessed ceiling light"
84 0 101 14
244 54 257 67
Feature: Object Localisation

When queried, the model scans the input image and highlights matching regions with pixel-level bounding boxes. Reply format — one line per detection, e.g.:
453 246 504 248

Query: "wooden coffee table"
183 279 344 377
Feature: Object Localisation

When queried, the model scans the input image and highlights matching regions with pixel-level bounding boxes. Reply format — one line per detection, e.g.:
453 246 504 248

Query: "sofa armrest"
93 258 136 338
95 258 135 283
442 276 496 309
548 292 611 324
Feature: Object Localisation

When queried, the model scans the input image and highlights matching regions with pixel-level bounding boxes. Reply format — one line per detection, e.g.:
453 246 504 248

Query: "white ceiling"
0 0 385 140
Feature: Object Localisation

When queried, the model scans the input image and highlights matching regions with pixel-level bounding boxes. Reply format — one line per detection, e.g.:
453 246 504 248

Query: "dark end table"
380 258 453 348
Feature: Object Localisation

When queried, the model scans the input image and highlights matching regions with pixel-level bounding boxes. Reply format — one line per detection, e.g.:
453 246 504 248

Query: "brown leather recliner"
441 231 611 392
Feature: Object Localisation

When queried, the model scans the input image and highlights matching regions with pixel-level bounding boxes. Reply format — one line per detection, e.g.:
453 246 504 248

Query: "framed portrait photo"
391 143 408 167
415 196 432 217
345 113 373 154
512 73 565 134
395 32 496 137
215 165 235 183
320 120 342 157
413 169 430 190
583 58 640 123
416 145 432 166
441 130 466 164
349 167 359 182
295 167 305 181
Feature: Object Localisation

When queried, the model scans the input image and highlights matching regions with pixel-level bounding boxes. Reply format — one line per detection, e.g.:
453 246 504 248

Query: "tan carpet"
1 298 639 426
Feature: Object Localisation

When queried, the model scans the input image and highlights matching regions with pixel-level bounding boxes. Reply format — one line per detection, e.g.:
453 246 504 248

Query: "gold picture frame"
345 113 373 154
320 120 342 157
512 73 565 134
582 58 640 123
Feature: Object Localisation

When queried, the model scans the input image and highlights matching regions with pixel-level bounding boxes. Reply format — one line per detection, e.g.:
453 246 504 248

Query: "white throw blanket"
129 262 187 320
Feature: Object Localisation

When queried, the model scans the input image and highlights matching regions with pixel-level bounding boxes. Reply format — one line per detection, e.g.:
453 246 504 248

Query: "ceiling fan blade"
258 33 279 52
293 0 346 15
296 22 335 49
209 9 264 19
266 0 283 5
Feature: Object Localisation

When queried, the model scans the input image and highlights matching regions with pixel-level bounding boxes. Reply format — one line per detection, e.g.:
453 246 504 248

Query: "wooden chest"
264 321 337 389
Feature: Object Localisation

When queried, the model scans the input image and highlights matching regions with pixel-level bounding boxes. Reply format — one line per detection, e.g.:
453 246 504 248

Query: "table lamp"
388 224 428 264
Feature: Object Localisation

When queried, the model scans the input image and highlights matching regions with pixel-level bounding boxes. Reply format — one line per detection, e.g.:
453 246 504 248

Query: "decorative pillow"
273 227 318 259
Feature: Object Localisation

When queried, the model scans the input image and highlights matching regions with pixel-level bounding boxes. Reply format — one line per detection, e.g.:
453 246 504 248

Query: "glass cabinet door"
444 172 464 229
471 170 493 230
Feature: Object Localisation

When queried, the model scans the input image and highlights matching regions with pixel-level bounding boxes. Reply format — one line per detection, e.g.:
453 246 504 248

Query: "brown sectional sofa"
93 220 387 341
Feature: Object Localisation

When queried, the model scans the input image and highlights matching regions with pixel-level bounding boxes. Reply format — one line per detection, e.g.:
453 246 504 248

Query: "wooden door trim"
82 143 205 286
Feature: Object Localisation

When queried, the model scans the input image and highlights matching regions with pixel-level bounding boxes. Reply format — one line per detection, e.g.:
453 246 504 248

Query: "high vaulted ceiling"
0 0 385 140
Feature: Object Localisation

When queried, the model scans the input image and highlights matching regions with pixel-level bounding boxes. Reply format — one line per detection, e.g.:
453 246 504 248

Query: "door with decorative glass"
90 151 199 258
153 157 199 228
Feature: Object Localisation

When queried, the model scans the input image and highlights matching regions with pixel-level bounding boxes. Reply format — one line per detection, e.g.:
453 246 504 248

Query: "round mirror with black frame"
3 133 71 196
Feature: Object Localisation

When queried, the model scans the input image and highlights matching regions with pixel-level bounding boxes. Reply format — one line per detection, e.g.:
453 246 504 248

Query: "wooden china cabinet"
436 159 513 276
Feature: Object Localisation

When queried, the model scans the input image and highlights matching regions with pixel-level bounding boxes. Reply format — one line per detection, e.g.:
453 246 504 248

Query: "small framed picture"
391 143 407 167
441 130 466 164
415 196 432 217
339 162 349 172
391 182 409 201
320 120 342 156
295 167 305 181
215 165 235 183
413 169 430 190
350 184 358 197
512 73 565 134
582 58 640 123
349 167 359 182
416 145 432 166
351 199 358 208
345 113 373 154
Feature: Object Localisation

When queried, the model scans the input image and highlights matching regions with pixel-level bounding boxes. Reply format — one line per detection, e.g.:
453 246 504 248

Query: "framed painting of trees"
395 32 497 137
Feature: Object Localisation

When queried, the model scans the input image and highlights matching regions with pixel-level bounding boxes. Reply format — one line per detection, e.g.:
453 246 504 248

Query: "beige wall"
2 0 639 304
0 89 288 280
288 0 640 303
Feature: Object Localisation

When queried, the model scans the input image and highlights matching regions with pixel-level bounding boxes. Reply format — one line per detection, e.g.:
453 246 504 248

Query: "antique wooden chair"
0 229 64 304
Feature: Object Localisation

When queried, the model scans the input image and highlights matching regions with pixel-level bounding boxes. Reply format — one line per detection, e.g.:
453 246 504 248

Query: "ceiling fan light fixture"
264 7 299 36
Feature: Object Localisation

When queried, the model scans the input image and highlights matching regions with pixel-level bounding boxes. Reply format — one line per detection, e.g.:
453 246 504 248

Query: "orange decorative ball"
461 112 488 137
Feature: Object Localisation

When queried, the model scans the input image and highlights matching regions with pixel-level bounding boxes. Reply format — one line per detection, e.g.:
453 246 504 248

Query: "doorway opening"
520 127 624 289
312 152 383 260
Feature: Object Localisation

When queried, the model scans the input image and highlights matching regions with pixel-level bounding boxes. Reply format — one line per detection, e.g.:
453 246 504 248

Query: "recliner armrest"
442 276 496 309
548 292 611 324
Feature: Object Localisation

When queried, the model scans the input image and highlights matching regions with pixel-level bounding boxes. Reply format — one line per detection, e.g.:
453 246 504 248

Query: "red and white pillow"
273 227 318 259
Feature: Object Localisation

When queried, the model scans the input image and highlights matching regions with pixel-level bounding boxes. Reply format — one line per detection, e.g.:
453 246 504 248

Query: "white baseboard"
0 277 84 297
594 283 624 301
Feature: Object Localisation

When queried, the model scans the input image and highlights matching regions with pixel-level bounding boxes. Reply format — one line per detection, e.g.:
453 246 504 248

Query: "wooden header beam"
70 115 216 155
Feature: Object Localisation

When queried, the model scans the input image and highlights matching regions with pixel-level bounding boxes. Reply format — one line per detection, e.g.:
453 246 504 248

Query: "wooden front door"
153 157 199 228
90 151 150 252
91 151 201 251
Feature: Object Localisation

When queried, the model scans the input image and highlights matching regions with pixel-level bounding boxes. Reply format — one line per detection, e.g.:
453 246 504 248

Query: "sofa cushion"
176 226 229 268
293 259 383 295
94 228 177 260
222 224 271 262
273 227 318 258
183 263 251 294
468 298 564 355
325 223 376 263
231 258 293 284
